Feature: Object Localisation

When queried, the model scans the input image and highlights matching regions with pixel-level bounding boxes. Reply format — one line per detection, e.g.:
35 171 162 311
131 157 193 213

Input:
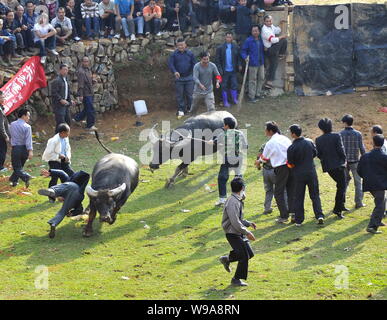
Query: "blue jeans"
133 16 144 34
145 18 161 34
218 164 242 198
222 71 238 91
175 80 194 113
84 16 100 37
35 35 56 56
121 16 135 37
74 96 96 128
48 182 83 227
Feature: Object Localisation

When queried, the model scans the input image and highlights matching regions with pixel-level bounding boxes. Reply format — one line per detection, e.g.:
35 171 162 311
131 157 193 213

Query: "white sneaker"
40 56 46 64
156 32 161 36
49 49 59 56
215 198 227 207
86 125 98 131
0 167 8 172
177 111 184 118
74 36 81 41
130 34 136 41
114 34 120 39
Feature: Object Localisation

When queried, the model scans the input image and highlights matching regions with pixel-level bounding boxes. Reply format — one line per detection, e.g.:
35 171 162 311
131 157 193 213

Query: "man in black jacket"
50 64 76 133
287 124 324 226
315 118 347 219
215 32 241 107
357 135 387 234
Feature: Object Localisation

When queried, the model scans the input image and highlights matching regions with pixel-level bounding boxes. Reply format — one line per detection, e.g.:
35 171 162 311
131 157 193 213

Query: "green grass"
0 94 386 300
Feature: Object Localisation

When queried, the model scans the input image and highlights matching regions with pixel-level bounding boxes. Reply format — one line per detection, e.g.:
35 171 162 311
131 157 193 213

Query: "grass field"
0 92 386 300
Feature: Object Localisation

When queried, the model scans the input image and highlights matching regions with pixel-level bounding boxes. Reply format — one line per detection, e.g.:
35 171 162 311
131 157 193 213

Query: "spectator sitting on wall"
191 0 209 28
51 7 73 45
3 10 24 57
132 0 144 38
143 0 162 36
0 2 10 21
165 0 199 35
33 12 58 64
115 0 136 40
98 0 119 38
65 0 81 40
218 0 237 27
23 1 38 47
45 0 59 21
14 5 34 54
235 0 258 45
81 0 100 40
0 17 17 66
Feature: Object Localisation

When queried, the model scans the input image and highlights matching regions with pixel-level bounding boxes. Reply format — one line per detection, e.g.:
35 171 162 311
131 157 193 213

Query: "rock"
71 42 86 54
186 38 199 47
269 88 285 97
121 49 128 61
206 25 213 35
88 41 99 55
166 37 175 47
130 44 140 53
97 45 105 57
211 21 220 32
112 37 119 45
113 44 123 53
106 44 113 56
162 32 169 39
99 38 111 46
61 46 71 56
115 53 121 63
155 39 167 46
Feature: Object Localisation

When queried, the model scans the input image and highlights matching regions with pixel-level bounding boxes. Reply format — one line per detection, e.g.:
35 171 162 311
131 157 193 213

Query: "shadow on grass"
0 201 55 223
198 284 242 300
292 219 373 271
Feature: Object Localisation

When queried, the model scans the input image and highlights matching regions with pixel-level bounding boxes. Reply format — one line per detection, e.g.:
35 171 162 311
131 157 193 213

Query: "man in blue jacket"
215 32 241 107
357 134 387 234
241 24 265 103
168 38 196 118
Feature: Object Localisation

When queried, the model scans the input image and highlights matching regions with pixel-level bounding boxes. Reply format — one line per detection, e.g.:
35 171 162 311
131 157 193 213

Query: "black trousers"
293 170 324 224
327 167 347 212
54 106 71 133
368 191 386 230
274 164 295 219
226 233 254 280
9 145 31 184
48 160 75 188
219 9 236 24
0 136 7 169
265 38 287 81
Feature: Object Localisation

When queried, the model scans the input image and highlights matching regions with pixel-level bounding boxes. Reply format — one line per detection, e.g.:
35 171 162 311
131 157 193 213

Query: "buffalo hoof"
165 178 174 188
82 230 93 237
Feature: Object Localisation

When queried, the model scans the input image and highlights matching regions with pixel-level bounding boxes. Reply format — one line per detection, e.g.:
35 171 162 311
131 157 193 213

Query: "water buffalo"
149 111 237 188
83 152 139 237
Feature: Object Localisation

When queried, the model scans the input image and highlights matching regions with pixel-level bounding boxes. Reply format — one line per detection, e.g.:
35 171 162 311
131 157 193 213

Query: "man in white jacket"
42 123 74 193
261 15 287 89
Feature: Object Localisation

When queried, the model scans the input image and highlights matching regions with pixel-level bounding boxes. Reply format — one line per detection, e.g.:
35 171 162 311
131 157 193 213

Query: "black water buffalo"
83 153 139 237
149 110 237 187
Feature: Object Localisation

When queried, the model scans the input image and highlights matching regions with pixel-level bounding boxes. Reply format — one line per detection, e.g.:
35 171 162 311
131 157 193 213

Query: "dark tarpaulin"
293 5 355 96
352 4 387 87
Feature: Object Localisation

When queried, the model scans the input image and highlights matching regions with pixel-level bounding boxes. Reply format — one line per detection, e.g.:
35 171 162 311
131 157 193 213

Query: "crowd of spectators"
0 0 292 65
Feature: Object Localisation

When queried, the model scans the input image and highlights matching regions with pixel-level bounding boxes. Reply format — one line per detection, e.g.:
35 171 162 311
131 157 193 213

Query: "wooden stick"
237 55 249 112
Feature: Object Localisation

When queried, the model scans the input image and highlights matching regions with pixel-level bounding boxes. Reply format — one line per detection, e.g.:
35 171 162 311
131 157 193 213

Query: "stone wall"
0 10 293 120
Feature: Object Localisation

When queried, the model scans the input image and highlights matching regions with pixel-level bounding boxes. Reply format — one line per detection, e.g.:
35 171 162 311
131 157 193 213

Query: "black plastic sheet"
293 4 387 96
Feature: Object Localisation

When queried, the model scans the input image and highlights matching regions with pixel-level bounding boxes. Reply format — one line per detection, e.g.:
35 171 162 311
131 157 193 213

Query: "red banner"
1 56 47 116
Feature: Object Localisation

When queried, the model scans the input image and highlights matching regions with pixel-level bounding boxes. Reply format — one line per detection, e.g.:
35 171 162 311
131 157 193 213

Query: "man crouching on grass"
219 177 256 286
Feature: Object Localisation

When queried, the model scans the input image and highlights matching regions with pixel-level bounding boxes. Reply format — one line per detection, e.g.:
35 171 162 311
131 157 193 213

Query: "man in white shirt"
261 15 287 89
42 123 74 194
51 7 73 45
261 121 294 223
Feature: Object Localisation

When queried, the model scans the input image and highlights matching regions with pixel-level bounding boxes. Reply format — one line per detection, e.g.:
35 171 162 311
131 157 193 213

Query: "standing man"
215 32 241 108
42 123 74 191
241 24 265 102
39 168 90 238
340 114 366 209
357 135 387 234
191 51 222 115
261 15 287 89
211 117 248 207
0 90 10 173
219 177 256 287
260 121 294 223
167 38 196 119
371 125 387 154
9 108 33 188
73 56 97 131
316 118 347 219
218 0 237 27
51 64 75 133
287 124 324 226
